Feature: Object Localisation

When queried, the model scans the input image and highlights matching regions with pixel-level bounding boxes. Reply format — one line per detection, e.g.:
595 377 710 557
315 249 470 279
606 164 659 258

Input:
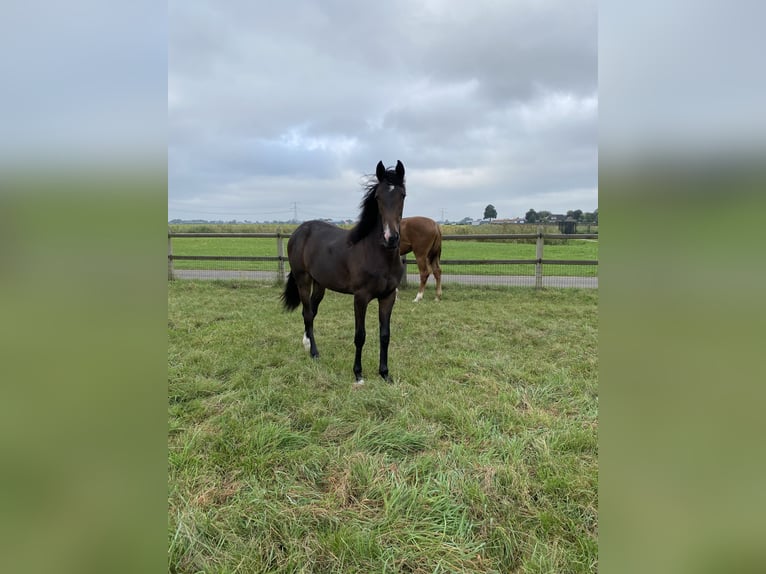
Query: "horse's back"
288 221 346 263
400 216 441 256
287 220 354 290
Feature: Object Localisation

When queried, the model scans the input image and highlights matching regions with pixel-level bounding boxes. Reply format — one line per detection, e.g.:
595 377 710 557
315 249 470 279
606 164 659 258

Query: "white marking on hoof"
353 379 365 388
412 292 423 302
302 334 311 351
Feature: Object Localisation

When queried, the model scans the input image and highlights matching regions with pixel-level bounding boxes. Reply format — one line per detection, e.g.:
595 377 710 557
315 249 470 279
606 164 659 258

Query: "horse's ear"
376 161 386 181
395 160 405 183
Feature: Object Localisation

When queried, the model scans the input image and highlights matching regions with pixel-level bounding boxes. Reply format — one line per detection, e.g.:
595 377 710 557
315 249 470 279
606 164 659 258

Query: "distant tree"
537 210 551 222
484 204 497 221
459 216 473 225
525 209 538 223
581 212 594 223
566 209 583 221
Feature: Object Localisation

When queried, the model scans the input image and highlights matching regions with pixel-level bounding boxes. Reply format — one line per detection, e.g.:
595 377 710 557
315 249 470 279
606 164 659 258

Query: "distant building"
491 218 526 224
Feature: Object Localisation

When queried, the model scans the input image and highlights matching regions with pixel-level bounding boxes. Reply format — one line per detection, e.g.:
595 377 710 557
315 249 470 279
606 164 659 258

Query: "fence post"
167 230 174 280
400 256 408 288
535 225 543 290
276 228 285 283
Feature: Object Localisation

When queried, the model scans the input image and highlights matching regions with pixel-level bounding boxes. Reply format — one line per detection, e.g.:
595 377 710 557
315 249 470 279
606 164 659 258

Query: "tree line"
524 208 598 224
481 204 598 224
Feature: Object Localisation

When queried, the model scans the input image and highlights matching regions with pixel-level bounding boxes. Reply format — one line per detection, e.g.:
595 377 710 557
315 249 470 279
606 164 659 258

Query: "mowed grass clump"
168 281 598 573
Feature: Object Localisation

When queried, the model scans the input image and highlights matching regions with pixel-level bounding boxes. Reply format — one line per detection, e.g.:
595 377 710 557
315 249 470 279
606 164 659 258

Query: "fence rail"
167 229 598 289
169 233 281 238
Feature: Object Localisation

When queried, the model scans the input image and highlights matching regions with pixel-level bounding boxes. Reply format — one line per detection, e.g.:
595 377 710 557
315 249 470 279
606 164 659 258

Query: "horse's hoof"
302 335 311 351
352 379 365 388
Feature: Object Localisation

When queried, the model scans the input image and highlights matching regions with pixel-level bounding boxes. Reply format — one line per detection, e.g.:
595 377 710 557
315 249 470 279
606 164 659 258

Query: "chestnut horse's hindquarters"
400 216 442 302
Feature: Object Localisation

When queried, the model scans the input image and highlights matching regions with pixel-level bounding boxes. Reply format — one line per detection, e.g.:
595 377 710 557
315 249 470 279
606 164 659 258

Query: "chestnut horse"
282 161 407 385
399 216 442 302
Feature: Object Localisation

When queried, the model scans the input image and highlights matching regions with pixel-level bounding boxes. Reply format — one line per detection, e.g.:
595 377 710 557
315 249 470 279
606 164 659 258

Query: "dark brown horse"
281 160 407 385
399 216 443 302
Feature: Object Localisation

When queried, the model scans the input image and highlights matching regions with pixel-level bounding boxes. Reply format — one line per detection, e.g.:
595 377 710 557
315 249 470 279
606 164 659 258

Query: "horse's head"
374 160 406 250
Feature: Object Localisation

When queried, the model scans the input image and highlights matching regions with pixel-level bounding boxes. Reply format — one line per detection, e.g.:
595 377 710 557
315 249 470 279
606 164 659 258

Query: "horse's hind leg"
310 281 325 316
413 255 429 302
352 293 370 384
297 276 320 358
303 281 325 357
433 257 442 301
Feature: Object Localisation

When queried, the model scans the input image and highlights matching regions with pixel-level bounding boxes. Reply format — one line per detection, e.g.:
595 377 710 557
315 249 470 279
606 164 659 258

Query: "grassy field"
169 223 598 235
168 281 598 573
169 235 598 277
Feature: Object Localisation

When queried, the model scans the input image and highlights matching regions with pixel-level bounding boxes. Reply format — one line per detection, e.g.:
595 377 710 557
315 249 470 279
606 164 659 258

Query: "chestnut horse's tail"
281 272 301 311
426 223 442 273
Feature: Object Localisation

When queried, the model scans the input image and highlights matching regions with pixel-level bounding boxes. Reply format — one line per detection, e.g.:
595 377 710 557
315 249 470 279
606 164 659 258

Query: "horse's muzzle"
383 233 400 250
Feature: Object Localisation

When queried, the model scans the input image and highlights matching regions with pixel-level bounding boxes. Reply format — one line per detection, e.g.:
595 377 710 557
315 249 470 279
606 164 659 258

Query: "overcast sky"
169 0 597 222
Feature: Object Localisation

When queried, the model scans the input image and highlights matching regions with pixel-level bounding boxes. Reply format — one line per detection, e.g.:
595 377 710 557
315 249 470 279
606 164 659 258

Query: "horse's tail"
427 223 442 272
281 272 301 311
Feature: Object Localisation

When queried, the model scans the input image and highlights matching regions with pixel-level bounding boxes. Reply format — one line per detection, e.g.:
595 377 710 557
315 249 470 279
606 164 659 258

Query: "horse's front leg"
377 290 397 382
353 294 369 384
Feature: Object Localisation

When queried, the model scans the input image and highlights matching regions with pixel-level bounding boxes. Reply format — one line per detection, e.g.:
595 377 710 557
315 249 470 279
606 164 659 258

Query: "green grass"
170 223 298 233
170 223 598 235
168 281 598 573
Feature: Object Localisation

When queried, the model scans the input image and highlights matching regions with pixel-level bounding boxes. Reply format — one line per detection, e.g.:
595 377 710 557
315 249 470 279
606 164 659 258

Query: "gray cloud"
169 0 598 222
2 1 166 163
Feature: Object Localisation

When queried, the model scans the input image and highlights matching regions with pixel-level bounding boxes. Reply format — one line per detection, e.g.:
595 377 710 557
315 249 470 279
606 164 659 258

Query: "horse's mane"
348 168 400 245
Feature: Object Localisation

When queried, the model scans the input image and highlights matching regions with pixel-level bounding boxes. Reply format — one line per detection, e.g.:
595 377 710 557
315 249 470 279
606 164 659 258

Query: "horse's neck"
349 215 382 245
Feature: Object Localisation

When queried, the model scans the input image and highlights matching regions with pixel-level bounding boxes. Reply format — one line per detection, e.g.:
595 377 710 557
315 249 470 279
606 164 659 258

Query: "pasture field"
170 223 598 235
168 281 598 573
169 235 598 277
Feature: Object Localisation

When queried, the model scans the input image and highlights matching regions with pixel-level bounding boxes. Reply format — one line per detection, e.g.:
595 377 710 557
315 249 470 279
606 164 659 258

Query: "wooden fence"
167 228 598 289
